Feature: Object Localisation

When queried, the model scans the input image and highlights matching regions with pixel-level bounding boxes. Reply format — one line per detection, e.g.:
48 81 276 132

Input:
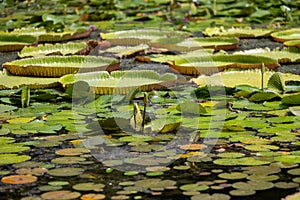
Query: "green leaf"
0 34 37 52
193 70 300 88
3 56 118 77
203 26 273 38
282 93 300 105
268 72 285 92
59 70 177 95
18 42 87 58
271 28 300 43
248 91 280 102
0 104 18 113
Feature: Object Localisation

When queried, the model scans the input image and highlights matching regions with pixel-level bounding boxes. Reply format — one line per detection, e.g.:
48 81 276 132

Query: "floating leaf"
151 37 239 51
0 154 31 164
217 152 245 158
275 155 300 164
55 148 90 156
218 172 248 180
18 42 87 58
203 27 272 38
191 193 230 200
8 27 91 42
282 93 300 105
232 181 274 191
248 91 280 102
180 183 209 191
214 157 270 166
3 56 118 77
103 44 149 57
41 190 81 200
275 182 299 189
193 70 300 88
288 168 300 175
283 192 300 200
59 70 177 95
0 104 18 113
72 182 105 191
235 47 300 64
101 29 191 45
80 194 106 200
0 70 59 89
51 157 86 165
48 167 84 177
171 54 279 75
229 189 256 196
1 175 37 184
0 34 37 52
179 144 207 151
284 40 300 48
271 28 300 42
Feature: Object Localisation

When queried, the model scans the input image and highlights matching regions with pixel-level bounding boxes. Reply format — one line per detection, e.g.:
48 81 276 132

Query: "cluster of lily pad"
1 14 300 200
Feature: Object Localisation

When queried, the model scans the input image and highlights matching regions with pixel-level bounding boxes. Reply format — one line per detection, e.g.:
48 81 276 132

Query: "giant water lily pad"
101 29 191 45
271 28 300 42
171 55 279 75
0 70 59 89
3 56 118 77
18 42 87 58
0 34 38 52
203 27 273 38
234 47 300 64
150 37 239 51
193 70 300 88
6 27 91 42
284 40 300 48
59 70 177 94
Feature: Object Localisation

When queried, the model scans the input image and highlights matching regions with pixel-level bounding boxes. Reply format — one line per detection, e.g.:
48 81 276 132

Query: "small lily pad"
0 154 31 164
191 193 230 200
41 190 81 200
179 144 208 151
55 148 90 156
275 182 299 189
229 189 256 196
214 157 270 166
180 183 209 191
48 167 84 177
1 175 37 184
218 172 248 180
72 182 105 191
51 157 86 164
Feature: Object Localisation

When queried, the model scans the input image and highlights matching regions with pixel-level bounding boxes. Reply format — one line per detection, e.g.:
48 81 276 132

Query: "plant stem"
141 92 149 133
261 63 266 91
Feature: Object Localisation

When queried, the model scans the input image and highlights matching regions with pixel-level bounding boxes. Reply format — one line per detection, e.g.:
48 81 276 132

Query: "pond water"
0 77 300 200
